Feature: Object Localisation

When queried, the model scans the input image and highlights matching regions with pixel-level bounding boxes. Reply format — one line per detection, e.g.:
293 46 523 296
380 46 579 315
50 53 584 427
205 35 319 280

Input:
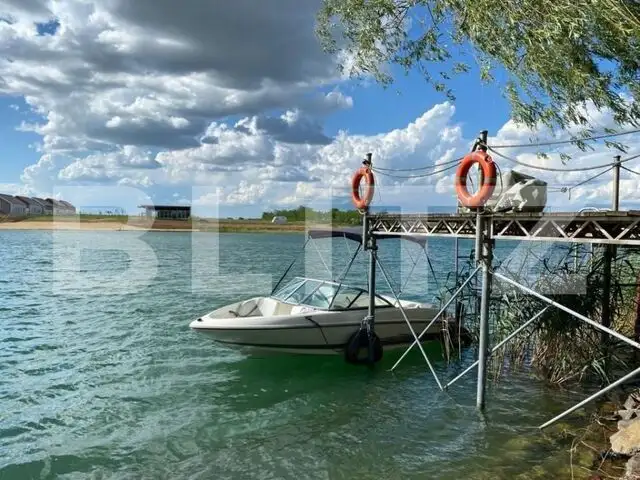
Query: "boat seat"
235 299 260 317
257 297 294 316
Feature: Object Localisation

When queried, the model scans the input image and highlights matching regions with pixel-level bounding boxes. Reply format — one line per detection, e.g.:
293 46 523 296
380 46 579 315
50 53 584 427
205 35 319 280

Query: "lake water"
1 230 593 479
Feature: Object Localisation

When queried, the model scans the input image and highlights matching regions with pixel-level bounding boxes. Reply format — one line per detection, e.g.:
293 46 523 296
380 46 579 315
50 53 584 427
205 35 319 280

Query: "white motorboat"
190 227 458 358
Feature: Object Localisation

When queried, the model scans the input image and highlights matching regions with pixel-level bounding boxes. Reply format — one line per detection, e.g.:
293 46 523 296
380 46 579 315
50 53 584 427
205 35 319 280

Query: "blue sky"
0 1 637 218
1 98 39 179
1 67 511 197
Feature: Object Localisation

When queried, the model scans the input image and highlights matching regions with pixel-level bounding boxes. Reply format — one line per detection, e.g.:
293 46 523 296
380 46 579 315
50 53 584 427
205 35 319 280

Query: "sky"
1 0 640 218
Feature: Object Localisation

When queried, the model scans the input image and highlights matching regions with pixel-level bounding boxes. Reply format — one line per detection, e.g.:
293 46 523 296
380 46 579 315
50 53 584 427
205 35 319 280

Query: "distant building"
139 204 191 220
42 198 74 216
0 194 27 217
58 200 76 214
47 198 62 215
0 194 76 217
14 196 44 215
33 197 53 215
271 216 288 225
29 197 49 214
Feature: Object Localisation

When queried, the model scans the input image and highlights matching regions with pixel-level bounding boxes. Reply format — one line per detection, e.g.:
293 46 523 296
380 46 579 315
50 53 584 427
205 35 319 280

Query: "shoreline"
0 218 344 233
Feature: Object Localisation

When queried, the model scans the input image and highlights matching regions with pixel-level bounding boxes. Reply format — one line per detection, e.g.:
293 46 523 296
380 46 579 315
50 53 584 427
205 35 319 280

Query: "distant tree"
316 0 640 138
261 206 362 224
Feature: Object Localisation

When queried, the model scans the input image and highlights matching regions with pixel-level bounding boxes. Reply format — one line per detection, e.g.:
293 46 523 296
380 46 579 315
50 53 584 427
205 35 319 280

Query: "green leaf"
316 0 640 151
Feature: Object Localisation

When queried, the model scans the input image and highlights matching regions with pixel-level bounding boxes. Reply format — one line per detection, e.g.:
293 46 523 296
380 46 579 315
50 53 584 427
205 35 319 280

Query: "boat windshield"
271 277 394 310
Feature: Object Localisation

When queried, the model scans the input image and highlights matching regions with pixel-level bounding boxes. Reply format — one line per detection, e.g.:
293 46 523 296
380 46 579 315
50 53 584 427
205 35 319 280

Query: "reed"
448 244 640 386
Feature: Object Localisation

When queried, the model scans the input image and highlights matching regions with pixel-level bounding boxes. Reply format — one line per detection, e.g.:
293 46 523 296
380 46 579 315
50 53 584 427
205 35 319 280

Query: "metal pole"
613 155 621 212
390 266 481 371
474 212 483 263
540 363 640 429
361 206 378 365
454 236 459 285
476 212 493 410
454 236 462 328
474 132 487 326
446 307 548 389
603 155 621 352
367 235 377 364
602 245 613 345
494 272 640 351
477 130 488 188
478 130 488 151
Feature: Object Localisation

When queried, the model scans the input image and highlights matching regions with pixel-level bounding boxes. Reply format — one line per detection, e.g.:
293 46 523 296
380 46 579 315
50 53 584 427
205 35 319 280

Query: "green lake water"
0 230 594 479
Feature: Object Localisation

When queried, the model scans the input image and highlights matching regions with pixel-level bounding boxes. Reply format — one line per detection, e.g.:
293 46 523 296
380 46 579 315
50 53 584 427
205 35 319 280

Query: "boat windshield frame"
271 276 395 311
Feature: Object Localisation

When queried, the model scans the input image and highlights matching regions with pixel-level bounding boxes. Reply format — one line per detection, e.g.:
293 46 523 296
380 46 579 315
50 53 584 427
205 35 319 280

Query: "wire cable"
373 156 462 172
622 166 640 177
545 166 615 198
568 166 614 190
487 147 640 172
486 128 640 149
372 163 458 179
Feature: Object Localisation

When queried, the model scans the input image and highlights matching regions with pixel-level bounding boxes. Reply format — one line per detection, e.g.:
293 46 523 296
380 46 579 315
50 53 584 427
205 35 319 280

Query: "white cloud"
1 0 351 196
0 0 347 154
0 183 35 196
484 105 640 208
193 190 222 207
2 2 640 213
57 147 160 184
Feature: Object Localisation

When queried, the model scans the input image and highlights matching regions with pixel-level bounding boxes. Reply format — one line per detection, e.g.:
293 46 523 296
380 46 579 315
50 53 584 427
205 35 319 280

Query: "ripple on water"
0 231 591 479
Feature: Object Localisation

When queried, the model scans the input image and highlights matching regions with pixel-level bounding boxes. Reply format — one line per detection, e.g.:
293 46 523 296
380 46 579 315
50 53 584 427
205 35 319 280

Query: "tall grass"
446 244 640 386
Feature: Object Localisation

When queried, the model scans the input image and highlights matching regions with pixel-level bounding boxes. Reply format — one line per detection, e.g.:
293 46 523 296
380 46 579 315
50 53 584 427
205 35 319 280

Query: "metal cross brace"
444 306 549 389
492 272 640 429
390 265 482 372
376 256 444 390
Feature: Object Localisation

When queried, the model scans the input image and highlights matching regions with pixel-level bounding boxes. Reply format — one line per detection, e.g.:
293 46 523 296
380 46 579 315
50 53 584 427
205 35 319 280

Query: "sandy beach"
0 221 154 231
0 217 313 233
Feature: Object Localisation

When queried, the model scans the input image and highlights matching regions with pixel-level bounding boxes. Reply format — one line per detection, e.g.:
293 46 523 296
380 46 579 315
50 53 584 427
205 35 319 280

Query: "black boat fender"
344 327 383 365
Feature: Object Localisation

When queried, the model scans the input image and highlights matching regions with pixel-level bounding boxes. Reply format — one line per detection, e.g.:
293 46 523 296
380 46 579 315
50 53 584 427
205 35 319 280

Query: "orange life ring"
455 151 497 208
351 167 375 210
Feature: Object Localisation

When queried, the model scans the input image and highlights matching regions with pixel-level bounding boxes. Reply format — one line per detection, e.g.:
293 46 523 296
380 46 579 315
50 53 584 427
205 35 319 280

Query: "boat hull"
190 305 449 356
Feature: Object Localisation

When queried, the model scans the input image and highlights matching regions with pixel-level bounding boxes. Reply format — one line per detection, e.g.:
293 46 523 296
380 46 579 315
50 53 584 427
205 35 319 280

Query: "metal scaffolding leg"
445 307 549 389
376 257 444 390
476 213 493 410
367 238 377 365
390 266 481 372
454 237 459 286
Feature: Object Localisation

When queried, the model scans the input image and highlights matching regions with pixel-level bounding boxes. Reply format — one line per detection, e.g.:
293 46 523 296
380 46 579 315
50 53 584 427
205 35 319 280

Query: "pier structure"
355 129 640 429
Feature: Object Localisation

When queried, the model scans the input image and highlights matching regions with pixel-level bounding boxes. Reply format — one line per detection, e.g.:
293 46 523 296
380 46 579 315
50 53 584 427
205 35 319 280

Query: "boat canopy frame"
271 276 396 311
269 227 439 308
